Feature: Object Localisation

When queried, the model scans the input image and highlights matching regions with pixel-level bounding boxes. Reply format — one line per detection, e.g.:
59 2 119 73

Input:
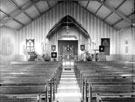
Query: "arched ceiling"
0 0 134 30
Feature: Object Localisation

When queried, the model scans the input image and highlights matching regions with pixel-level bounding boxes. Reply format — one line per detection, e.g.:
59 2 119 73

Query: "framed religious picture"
80 45 85 51
51 45 56 51
99 45 104 52
101 38 110 55
51 52 57 58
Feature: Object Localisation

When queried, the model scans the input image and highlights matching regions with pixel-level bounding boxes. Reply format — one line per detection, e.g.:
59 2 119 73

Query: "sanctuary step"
55 61 82 102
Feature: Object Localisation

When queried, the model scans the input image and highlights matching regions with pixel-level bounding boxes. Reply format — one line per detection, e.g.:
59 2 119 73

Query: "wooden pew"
75 61 135 102
96 93 135 102
0 61 62 102
0 95 37 102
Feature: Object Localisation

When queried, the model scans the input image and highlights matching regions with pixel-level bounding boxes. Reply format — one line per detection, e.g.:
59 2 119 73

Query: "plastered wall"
0 2 121 61
119 27 135 61
16 2 119 61
0 26 18 61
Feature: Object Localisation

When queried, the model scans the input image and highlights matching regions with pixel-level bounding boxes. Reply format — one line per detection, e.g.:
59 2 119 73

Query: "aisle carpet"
55 61 82 102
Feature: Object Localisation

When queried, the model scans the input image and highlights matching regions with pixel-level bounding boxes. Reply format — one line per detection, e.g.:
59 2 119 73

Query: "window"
26 39 35 52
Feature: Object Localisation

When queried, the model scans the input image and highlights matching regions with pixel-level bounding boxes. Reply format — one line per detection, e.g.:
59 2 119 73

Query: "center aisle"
55 61 82 102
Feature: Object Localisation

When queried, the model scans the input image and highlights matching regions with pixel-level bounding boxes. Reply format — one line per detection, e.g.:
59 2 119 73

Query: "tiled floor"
55 61 82 102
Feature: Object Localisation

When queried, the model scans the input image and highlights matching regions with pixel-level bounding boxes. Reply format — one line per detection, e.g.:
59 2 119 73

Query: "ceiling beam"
0 0 41 25
8 0 33 21
86 0 90 9
112 13 135 27
112 19 123 27
18 1 58 30
97 0 131 25
0 9 8 16
13 19 25 26
77 2 118 30
0 9 24 26
103 0 126 21
31 0 42 15
46 0 51 9
95 4 102 15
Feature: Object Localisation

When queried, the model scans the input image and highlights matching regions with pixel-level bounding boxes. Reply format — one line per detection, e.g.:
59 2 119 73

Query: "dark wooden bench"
96 93 135 102
0 61 62 102
75 61 135 102
0 95 37 102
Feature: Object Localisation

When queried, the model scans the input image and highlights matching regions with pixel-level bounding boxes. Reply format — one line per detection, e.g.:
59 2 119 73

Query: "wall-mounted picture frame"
51 45 56 51
99 45 104 52
51 52 57 58
101 38 110 55
80 45 85 51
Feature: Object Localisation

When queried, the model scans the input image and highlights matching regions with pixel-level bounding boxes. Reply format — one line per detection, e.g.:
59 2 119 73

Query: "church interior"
0 0 135 102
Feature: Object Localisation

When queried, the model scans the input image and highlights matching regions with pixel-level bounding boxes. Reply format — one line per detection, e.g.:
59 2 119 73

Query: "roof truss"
0 0 134 30
0 0 40 25
30 0 41 15
103 0 126 21
0 9 24 26
97 0 132 25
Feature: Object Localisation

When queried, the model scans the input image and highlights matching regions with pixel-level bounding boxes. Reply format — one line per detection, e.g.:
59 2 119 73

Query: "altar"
63 45 74 60
58 40 78 61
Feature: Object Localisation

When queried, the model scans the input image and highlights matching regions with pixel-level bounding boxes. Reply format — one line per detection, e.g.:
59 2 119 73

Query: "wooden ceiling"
0 0 134 30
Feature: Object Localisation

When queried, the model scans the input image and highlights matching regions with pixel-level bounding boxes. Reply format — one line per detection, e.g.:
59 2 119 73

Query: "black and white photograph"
0 0 135 102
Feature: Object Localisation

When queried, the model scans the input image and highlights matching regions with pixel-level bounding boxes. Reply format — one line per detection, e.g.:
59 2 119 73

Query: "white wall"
49 27 88 60
0 26 18 62
119 27 135 61
16 2 120 61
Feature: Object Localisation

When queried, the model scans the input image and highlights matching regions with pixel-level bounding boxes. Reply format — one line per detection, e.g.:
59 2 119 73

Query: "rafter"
0 9 8 16
97 0 131 24
31 0 41 15
46 0 51 9
18 1 59 30
86 0 90 9
8 0 33 21
0 0 41 25
95 4 102 15
13 19 25 26
77 2 118 30
112 13 135 27
103 0 126 21
0 9 24 26
112 19 123 27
